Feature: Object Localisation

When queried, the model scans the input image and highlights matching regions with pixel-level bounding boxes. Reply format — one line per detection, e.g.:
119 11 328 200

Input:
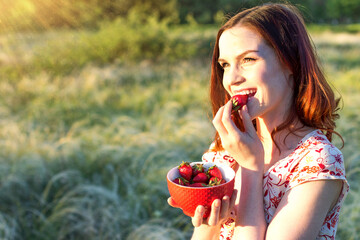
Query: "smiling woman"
168 3 349 240
218 26 294 125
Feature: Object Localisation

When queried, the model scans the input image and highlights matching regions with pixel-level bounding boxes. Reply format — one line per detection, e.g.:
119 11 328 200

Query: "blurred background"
0 0 359 239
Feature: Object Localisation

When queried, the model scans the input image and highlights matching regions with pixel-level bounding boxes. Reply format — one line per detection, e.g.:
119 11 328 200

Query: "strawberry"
178 162 193 181
189 182 208 187
192 172 209 184
207 165 223 179
208 177 225 186
173 177 190 186
192 163 205 175
231 94 248 112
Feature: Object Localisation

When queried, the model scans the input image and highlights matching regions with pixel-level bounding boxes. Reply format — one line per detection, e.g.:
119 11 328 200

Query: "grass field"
0 22 359 239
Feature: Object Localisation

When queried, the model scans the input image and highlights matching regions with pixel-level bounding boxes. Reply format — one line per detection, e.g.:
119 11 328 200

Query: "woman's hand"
168 193 236 240
167 193 235 227
212 101 264 171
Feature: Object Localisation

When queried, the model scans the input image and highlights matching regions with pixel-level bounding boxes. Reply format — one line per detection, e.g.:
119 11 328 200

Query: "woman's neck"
255 118 315 170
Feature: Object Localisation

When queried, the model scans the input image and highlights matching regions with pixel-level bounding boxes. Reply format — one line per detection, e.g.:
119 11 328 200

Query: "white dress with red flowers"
202 130 349 240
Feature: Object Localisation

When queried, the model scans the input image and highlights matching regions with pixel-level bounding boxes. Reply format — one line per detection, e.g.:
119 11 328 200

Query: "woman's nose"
227 66 245 86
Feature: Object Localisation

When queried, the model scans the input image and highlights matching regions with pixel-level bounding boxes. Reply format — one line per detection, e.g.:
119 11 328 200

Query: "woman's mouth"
233 89 257 98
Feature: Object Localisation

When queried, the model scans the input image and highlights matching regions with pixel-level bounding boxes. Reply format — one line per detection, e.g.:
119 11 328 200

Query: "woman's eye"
219 62 229 69
242 57 256 64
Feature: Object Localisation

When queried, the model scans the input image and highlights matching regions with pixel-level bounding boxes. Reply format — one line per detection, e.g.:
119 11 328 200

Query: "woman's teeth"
235 89 256 97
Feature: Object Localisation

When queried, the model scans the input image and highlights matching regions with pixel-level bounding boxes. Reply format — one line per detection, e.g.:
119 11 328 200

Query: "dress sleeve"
201 143 236 168
202 142 216 163
286 141 350 237
288 142 349 192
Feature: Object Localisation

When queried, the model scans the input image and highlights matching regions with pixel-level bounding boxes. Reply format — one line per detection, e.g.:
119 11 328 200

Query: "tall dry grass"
312 31 360 239
0 23 359 239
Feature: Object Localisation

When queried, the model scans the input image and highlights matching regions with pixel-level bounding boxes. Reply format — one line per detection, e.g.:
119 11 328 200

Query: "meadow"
0 19 359 239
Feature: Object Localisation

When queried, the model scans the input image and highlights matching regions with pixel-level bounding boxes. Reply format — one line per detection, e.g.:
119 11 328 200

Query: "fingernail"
215 199 221 207
197 206 204 213
242 105 248 112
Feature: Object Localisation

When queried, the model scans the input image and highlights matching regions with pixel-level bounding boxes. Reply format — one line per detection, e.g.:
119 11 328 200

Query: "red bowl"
167 162 235 218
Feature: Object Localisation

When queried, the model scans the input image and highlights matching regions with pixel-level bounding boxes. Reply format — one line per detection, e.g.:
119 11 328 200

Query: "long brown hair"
210 3 342 151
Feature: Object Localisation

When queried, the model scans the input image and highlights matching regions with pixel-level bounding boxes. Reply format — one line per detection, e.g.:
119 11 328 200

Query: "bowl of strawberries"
167 161 235 218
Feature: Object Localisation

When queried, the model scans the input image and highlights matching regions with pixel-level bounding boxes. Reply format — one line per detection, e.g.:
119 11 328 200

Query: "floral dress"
202 130 349 240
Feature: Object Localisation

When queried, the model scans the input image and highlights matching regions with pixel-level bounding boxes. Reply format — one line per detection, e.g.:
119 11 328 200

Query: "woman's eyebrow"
218 50 259 63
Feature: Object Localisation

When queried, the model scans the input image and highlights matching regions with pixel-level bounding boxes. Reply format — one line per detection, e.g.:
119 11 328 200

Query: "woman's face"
218 25 293 123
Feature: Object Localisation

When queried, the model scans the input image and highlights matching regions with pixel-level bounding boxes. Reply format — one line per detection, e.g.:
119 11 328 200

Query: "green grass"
308 23 360 34
310 31 360 239
0 23 359 239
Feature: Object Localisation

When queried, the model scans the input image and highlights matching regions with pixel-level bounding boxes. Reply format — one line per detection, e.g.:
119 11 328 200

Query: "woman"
168 3 349 239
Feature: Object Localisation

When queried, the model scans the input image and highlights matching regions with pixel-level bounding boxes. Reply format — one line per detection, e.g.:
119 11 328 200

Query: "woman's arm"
212 101 344 239
190 187 237 240
232 177 342 239
168 195 235 240
233 167 267 238
167 199 221 240
213 102 267 238
191 224 221 240
265 179 343 239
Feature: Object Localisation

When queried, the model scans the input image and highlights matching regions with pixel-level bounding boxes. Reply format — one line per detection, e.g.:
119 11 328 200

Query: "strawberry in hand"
231 94 248 112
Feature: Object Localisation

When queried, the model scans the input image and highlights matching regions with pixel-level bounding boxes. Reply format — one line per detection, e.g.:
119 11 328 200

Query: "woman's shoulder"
287 130 347 188
294 130 342 157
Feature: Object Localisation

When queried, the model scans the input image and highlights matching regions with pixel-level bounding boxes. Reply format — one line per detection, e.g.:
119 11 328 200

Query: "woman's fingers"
221 101 240 135
229 189 238 216
192 205 205 227
192 196 234 228
220 195 230 219
208 199 221 226
212 105 228 136
240 105 257 137
167 197 178 208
